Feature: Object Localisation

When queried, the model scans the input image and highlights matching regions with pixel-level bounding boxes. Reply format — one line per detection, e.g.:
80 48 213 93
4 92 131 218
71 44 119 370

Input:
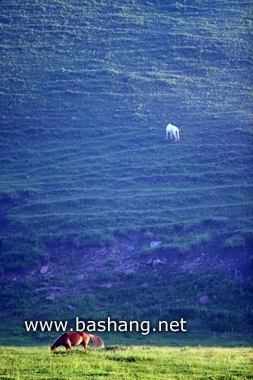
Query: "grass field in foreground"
0 345 252 380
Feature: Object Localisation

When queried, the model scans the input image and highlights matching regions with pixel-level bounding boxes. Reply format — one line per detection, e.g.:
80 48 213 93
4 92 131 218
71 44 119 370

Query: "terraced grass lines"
1 0 253 263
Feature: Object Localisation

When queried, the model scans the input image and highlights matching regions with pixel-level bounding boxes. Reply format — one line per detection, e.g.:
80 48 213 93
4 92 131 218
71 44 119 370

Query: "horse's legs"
65 340 71 350
82 336 90 351
170 132 173 139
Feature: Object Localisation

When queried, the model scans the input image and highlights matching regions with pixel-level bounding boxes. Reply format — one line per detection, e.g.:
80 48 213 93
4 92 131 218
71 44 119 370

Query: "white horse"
166 123 180 142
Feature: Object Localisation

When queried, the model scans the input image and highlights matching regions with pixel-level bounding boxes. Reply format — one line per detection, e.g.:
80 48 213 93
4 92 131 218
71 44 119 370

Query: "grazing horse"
50 332 104 351
166 123 180 142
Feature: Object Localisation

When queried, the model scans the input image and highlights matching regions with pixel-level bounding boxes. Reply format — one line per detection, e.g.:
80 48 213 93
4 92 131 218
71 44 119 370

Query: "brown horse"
50 332 104 351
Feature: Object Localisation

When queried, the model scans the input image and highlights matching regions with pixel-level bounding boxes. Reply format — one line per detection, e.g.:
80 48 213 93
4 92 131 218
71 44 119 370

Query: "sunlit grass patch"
0 345 252 380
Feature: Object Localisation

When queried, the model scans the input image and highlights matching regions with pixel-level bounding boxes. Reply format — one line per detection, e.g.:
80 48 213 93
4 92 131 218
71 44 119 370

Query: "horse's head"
50 344 56 351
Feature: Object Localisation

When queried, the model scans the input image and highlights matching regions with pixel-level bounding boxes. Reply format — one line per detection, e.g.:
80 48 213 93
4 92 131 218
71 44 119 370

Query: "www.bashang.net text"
24 317 187 335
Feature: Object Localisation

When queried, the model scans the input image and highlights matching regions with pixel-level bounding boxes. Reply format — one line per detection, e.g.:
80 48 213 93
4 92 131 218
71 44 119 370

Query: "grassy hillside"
1 0 252 257
0 0 253 341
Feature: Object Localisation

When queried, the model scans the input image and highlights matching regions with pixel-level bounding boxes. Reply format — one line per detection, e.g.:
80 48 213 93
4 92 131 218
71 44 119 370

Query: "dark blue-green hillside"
1 0 252 270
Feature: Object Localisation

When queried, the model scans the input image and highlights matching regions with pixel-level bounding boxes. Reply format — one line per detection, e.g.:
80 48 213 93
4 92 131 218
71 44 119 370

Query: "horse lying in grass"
166 123 180 142
50 332 104 351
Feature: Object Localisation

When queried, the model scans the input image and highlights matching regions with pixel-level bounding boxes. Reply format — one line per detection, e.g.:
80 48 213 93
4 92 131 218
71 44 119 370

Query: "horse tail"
89 334 105 348
177 129 180 140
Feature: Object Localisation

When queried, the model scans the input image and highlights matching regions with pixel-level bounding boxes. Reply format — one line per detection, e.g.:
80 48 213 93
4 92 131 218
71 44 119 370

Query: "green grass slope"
0 0 253 341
